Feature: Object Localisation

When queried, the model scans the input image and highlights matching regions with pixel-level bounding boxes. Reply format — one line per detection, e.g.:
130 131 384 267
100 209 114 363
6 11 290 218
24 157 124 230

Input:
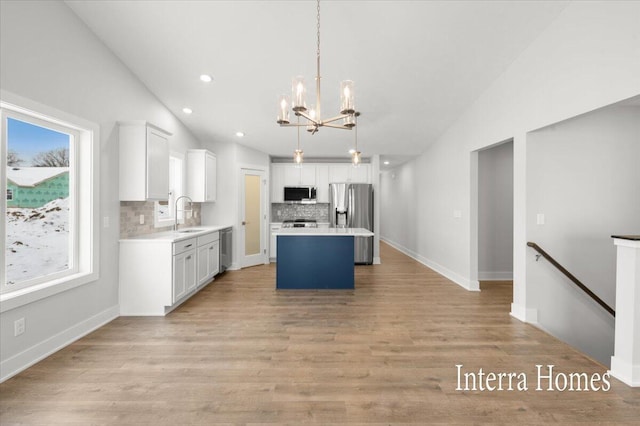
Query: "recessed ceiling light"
200 74 213 83
236 131 245 137
182 107 193 114
383 161 390 165
348 149 356 154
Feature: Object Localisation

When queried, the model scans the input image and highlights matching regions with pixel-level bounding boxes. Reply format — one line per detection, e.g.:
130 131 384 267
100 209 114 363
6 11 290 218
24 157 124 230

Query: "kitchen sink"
178 229 204 233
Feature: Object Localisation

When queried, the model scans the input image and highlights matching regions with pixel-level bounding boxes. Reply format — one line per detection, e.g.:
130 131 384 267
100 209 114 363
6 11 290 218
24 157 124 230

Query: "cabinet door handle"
186 255 192 260
184 244 192 248
209 246 214 250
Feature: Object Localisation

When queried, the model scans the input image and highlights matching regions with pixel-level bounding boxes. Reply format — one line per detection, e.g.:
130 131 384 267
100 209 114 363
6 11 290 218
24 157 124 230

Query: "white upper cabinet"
283 165 301 187
119 121 171 201
187 149 217 202
270 164 286 203
328 164 351 183
299 166 316 186
270 162 371 204
328 163 370 184
350 164 371 183
315 165 329 203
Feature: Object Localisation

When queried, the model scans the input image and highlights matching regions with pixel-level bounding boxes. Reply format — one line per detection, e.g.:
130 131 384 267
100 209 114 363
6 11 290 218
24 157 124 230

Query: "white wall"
380 1 640 344
380 160 419 253
478 141 513 280
0 0 202 380
526 105 639 366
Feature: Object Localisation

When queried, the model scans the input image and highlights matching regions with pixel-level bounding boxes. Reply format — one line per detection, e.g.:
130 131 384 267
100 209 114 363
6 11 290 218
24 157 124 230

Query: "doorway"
471 140 514 291
239 168 267 268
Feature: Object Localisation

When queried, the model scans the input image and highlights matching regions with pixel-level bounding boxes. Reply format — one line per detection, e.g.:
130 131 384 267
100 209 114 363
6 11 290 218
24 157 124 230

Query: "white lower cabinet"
197 232 220 286
120 230 220 316
270 223 282 262
173 248 196 303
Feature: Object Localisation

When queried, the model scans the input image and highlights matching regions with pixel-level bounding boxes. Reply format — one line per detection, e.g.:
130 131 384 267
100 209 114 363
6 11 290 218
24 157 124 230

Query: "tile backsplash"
271 203 329 223
120 201 201 238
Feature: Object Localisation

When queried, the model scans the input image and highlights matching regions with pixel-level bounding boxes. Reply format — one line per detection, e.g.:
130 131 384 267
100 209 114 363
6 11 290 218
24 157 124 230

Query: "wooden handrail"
527 242 615 317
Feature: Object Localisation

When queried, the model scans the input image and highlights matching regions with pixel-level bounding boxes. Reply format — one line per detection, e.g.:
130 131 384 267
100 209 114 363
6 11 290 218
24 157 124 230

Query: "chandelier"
276 0 361 163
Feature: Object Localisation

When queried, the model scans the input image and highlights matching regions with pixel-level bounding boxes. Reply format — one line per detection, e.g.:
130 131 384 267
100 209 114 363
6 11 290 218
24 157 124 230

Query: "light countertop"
273 227 374 237
120 225 232 243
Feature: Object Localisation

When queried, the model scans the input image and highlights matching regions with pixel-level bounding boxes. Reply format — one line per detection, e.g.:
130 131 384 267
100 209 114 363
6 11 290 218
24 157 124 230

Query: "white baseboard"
610 356 640 387
0 305 119 383
478 271 513 281
381 237 480 292
510 303 538 323
373 257 381 265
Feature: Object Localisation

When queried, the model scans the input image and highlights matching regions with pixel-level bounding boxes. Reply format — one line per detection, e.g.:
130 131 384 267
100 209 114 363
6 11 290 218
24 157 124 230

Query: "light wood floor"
1 242 639 424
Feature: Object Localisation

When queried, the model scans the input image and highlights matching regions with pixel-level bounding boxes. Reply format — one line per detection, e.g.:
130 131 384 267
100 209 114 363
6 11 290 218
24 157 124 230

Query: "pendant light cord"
297 115 301 150
315 0 322 122
355 114 358 151
317 0 321 61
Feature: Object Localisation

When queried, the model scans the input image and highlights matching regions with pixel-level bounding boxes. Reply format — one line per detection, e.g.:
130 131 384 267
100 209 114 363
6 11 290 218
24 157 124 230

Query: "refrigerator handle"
347 185 354 228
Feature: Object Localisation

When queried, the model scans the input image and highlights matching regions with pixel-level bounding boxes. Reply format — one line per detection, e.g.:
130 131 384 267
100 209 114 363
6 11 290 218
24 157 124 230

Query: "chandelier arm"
322 123 353 130
296 110 320 124
321 114 354 124
279 123 312 128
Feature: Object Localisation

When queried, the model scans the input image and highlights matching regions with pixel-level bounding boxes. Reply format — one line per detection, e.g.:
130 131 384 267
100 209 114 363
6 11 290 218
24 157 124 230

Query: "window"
5 117 73 285
155 154 183 228
1 93 98 308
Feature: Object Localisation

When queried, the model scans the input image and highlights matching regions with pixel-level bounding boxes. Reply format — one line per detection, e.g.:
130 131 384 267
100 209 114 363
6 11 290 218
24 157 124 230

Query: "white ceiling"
66 0 568 168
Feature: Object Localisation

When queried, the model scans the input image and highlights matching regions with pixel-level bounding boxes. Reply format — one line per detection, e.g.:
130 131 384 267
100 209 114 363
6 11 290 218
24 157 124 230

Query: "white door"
240 168 267 268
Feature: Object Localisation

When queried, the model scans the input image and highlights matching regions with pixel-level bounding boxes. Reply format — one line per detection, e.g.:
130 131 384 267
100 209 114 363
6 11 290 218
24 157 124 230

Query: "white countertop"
273 227 374 237
120 225 232 243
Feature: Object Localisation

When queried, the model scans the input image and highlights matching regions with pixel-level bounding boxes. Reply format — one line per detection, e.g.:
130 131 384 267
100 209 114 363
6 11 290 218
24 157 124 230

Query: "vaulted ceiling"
66 0 568 166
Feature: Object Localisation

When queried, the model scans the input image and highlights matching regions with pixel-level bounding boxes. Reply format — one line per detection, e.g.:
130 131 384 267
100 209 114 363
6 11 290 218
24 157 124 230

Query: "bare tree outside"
32 147 69 167
7 150 23 166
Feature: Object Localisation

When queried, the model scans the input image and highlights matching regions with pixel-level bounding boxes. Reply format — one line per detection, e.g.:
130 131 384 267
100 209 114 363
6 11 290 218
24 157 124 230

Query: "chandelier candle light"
276 0 361 163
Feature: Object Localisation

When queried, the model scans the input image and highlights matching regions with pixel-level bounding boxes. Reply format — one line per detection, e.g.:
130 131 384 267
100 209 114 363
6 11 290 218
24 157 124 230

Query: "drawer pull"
184 244 193 248
186 255 192 260
209 246 214 250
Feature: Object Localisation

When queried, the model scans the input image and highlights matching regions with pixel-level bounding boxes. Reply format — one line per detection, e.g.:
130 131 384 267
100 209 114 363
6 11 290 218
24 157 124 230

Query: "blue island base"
276 235 355 289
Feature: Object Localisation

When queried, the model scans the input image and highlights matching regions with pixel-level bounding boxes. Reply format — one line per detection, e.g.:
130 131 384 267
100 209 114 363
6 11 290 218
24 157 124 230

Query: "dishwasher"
219 227 232 273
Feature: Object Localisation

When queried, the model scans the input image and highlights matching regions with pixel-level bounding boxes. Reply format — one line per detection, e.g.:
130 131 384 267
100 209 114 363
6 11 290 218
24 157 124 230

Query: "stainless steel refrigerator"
329 183 374 264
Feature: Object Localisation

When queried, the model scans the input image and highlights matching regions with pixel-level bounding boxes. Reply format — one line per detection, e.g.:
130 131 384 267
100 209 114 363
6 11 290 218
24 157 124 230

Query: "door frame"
470 138 515 294
238 164 269 268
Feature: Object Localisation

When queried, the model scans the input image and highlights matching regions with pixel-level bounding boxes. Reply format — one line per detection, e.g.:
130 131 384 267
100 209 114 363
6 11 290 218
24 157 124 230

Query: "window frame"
154 153 184 228
0 91 99 312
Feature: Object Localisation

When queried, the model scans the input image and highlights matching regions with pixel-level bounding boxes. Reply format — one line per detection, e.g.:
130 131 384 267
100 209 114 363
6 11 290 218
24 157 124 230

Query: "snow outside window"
1 95 98 306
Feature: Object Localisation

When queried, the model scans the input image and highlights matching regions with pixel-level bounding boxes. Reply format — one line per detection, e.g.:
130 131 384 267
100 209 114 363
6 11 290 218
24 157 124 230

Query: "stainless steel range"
281 219 318 228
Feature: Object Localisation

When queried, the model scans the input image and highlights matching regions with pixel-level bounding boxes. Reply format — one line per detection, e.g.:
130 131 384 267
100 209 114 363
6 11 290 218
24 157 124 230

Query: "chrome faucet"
174 195 193 231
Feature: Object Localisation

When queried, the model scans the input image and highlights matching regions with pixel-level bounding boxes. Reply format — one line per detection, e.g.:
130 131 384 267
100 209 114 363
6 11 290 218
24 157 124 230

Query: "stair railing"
527 242 615 317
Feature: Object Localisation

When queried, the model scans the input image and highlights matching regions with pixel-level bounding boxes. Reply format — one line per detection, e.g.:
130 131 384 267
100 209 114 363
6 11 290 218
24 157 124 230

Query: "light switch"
139 214 144 225
536 213 545 225
453 210 462 219
103 216 110 228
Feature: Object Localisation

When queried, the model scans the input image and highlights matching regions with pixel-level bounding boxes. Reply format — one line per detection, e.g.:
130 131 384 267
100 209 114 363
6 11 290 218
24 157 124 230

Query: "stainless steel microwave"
284 186 317 203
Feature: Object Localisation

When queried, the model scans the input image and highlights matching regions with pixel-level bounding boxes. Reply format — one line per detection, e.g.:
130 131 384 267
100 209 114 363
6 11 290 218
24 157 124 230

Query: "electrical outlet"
14 318 25 336
453 209 462 219
537 213 545 225
103 216 110 228
139 214 144 225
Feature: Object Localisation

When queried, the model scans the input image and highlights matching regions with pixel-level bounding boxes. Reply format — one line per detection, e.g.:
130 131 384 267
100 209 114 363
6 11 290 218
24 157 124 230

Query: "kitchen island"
273 227 374 290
